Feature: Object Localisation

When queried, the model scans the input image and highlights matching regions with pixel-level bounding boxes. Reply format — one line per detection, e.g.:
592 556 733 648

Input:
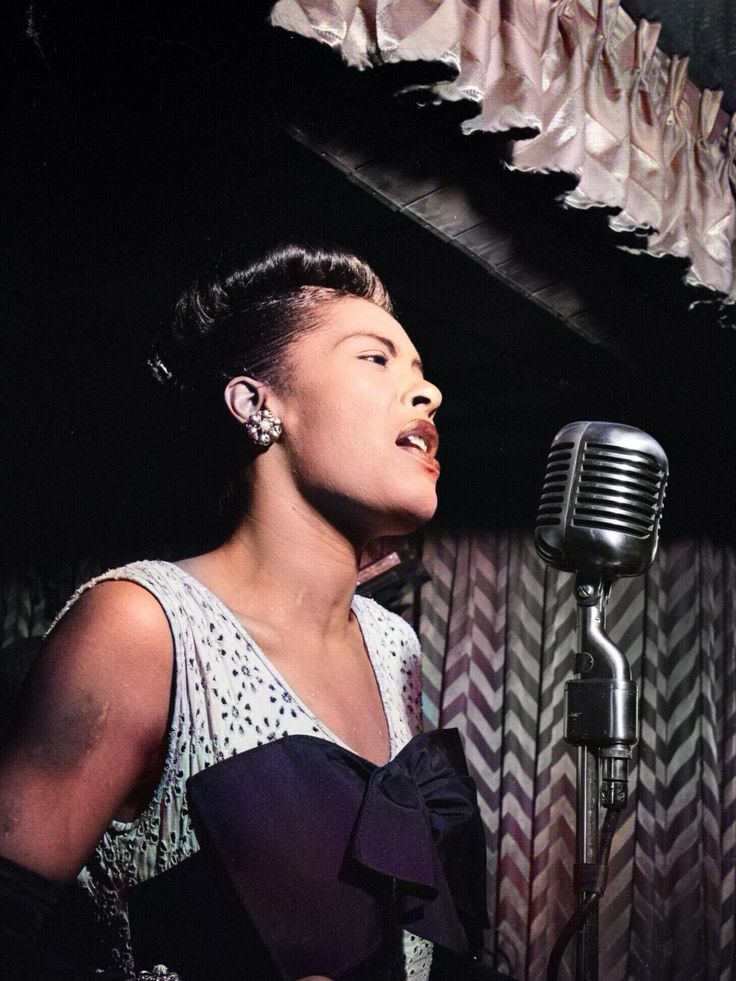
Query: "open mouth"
404 434 430 454
396 420 439 467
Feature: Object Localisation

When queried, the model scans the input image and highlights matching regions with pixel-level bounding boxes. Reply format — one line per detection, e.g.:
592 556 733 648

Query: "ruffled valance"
270 0 736 301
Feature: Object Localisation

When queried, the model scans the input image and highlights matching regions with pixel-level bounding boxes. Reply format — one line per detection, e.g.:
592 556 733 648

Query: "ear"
223 376 269 425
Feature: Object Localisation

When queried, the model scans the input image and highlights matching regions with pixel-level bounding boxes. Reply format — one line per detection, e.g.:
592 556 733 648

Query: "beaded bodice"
51 560 432 979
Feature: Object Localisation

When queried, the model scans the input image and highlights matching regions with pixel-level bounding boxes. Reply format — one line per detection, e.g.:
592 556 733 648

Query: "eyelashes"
360 353 389 366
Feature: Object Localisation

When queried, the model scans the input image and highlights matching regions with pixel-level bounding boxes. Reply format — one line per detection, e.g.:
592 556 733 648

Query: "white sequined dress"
51 560 433 979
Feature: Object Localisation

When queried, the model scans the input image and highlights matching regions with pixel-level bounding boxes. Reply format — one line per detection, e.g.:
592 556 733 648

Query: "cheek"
288 400 391 492
287 408 438 529
301 428 389 490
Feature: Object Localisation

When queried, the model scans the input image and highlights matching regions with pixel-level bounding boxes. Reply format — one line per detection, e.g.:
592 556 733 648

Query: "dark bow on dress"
183 728 488 981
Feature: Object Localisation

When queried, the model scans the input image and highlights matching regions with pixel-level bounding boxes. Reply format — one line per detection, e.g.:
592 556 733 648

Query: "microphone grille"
535 422 668 578
536 441 575 527
572 441 666 539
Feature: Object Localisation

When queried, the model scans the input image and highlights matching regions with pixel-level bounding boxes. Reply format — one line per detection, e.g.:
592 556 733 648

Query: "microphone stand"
559 574 638 981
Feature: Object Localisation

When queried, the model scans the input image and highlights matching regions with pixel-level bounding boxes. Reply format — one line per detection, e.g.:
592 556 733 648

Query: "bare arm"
0 583 334 978
0 580 174 883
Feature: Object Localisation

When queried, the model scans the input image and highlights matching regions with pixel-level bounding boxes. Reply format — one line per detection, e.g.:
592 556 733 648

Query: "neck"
210 474 365 637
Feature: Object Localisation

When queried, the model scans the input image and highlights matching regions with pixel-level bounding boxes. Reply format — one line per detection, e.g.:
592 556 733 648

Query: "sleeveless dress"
50 560 433 980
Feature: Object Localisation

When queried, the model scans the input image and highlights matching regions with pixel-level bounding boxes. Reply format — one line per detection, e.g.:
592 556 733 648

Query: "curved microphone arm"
574 576 630 683
568 574 638 812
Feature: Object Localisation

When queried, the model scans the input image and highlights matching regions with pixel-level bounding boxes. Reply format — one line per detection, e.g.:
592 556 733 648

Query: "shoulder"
37 568 175 749
48 564 174 653
48 560 184 636
354 598 425 735
353 595 421 659
0 569 175 880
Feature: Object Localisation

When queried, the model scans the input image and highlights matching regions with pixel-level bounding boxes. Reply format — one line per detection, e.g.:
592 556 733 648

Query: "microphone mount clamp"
566 574 638 811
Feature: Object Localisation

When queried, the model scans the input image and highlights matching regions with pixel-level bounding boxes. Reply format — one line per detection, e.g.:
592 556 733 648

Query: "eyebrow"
341 332 424 374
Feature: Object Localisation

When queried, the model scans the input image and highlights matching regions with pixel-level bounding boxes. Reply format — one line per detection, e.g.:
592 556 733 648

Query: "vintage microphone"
534 422 668 981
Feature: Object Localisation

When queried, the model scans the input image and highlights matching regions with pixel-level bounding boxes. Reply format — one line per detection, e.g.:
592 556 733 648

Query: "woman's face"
269 296 442 539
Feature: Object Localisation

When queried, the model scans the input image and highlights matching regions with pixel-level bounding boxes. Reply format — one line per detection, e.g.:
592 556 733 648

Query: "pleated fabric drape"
418 531 736 981
270 0 736 301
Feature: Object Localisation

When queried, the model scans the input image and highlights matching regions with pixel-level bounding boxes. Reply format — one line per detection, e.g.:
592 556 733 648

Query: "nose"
407 376 442 418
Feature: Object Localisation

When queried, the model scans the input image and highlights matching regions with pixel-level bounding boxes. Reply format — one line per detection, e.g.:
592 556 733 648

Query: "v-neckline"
167 561 394 764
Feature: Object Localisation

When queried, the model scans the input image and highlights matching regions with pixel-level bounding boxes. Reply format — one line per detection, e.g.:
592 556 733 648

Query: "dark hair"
150 243 392 398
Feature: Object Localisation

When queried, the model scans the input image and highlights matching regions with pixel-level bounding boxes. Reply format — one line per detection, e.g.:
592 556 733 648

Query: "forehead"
298 295 419 357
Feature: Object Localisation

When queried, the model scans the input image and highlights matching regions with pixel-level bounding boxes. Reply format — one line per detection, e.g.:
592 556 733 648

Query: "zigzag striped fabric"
419 530 736 981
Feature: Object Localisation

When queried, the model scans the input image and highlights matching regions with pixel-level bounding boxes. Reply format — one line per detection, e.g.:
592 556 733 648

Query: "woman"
0 245 486 980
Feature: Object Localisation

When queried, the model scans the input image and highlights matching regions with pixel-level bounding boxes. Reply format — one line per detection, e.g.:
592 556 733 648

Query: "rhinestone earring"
244 408 283 447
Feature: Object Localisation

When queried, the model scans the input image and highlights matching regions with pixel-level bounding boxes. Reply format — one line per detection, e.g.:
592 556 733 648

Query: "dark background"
621 0 736 113
4 0 736 575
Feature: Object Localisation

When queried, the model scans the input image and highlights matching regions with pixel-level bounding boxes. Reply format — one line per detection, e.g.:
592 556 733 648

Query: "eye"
360 353 389 366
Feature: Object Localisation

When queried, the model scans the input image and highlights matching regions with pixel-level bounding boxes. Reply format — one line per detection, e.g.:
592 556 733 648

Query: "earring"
245 408 283 447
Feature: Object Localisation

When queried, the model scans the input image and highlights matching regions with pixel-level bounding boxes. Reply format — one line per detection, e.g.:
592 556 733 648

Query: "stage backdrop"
418 530 736 981
2 535 735 981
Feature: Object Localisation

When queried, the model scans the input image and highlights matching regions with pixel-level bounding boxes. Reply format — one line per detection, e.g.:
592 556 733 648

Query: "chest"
174 599 417 764
240 605 392 761
270 641 391 765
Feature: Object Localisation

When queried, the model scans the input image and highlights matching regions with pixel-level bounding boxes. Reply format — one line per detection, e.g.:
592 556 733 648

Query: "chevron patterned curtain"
418 531 736 981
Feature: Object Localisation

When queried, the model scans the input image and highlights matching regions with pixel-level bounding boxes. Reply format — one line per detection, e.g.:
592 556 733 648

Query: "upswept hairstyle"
150 243 393 399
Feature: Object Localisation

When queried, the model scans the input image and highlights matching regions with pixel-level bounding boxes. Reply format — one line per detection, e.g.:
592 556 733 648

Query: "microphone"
534 420 668 792
535 421 668 584
536 424 668 981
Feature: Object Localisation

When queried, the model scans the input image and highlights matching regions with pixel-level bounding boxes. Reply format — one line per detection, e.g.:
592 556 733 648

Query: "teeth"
405 435 428 453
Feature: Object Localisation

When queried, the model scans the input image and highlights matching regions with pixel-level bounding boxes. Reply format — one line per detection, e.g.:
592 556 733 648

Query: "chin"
380 495 438 537
306 482 438 541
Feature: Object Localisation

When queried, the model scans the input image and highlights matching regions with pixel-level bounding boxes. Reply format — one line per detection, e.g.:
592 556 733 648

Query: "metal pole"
575 747 599 981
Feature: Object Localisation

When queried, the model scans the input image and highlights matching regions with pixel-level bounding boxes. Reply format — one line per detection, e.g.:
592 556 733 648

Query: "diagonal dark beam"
286 117 615 353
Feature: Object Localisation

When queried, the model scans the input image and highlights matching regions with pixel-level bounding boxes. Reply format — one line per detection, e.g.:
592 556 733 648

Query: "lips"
396 419 439 461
